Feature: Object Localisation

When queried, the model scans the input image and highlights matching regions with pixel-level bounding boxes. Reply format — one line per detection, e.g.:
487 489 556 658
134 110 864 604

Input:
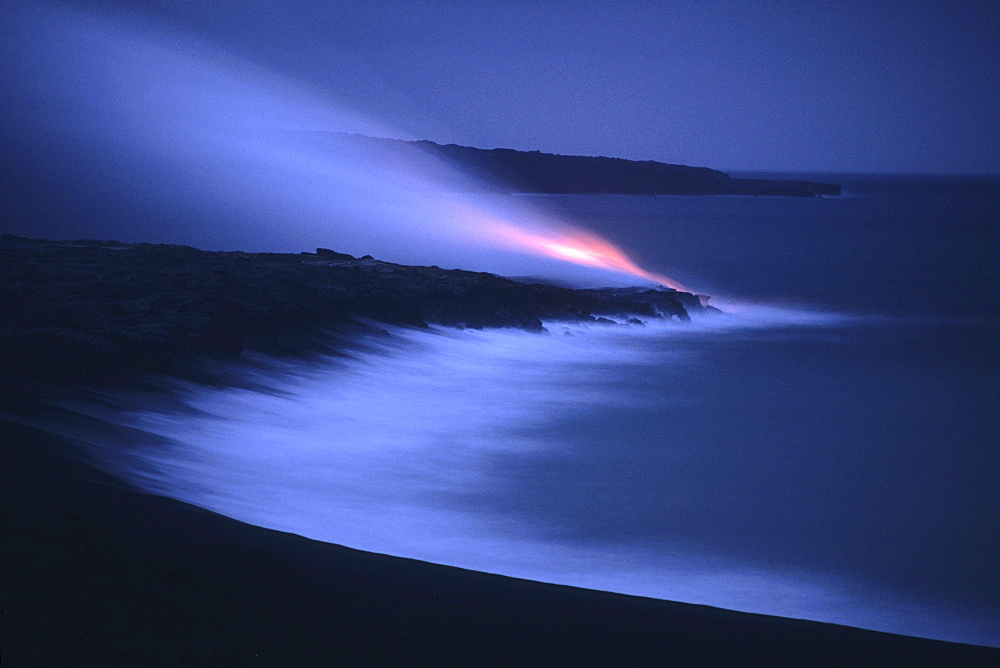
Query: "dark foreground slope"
324 133 842 197
3 419 998 667
2 235 996 665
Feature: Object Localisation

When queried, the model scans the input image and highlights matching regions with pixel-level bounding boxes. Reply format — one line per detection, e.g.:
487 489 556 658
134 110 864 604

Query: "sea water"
72 175 999 646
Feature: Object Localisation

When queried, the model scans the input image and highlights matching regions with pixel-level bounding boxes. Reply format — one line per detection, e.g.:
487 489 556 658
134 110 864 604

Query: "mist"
1 1 681 288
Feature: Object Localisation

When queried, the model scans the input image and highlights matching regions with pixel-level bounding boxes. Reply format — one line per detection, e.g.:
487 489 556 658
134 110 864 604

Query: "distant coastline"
323 133 843 197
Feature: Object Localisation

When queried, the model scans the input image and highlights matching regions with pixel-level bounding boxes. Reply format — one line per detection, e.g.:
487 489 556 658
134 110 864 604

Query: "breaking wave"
31 305 998 647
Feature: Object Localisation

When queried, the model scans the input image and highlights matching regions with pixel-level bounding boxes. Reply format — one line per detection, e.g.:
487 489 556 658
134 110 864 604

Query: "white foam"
55 307 998 647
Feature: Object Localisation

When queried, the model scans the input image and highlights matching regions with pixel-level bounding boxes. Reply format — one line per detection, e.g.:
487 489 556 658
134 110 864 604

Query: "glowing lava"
487 220 687 291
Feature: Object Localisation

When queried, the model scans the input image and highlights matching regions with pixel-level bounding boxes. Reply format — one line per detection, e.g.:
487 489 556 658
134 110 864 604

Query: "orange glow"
486 220 686 291
440 199 686 290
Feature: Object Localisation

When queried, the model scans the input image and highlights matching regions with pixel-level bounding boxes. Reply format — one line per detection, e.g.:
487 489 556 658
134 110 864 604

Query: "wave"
28 305 1000 647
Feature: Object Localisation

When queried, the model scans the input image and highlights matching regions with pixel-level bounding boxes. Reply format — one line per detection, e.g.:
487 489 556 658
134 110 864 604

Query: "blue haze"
81 0 1000 175
4 1 1000 176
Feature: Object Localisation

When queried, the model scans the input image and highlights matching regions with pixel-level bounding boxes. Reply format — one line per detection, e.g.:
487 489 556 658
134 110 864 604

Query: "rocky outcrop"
0 235 715 383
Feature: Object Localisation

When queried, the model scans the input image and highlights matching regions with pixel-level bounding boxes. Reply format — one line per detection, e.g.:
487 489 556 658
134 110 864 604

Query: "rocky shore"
0 234 712 384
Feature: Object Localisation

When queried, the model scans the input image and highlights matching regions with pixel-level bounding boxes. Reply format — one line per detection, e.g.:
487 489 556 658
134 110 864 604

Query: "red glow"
487 220 686 291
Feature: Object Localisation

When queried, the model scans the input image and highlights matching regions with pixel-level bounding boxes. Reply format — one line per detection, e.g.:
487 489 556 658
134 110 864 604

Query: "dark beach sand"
3 415 998 666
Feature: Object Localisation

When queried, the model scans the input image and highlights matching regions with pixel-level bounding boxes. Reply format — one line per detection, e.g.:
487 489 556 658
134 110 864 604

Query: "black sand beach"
5 417 999 666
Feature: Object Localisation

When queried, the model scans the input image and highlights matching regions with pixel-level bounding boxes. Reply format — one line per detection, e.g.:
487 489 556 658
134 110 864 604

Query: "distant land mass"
324 133 842 197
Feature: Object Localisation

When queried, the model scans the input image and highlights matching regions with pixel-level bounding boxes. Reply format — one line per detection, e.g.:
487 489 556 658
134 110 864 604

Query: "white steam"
3 1 679 286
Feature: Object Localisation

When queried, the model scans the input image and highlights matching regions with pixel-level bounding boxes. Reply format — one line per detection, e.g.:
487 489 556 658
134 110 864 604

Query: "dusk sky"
80 0 1000 175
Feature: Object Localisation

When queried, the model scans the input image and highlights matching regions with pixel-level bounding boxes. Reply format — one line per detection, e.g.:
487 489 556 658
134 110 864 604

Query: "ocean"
66 175 999 646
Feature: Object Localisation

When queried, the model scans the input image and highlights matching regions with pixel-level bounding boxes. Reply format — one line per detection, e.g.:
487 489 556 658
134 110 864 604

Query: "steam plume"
3 1 684 288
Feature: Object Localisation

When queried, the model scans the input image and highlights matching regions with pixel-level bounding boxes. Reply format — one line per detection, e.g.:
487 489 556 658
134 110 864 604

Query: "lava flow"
487 219 687 291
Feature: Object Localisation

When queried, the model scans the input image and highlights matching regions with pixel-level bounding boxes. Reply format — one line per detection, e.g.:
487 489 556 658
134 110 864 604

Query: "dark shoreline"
0 234 708 385
2 235 997 664
3 419 997 665
319 134 843 198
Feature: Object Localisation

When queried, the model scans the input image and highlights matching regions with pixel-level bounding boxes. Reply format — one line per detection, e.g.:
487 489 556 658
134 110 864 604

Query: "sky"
72 0 1000 175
